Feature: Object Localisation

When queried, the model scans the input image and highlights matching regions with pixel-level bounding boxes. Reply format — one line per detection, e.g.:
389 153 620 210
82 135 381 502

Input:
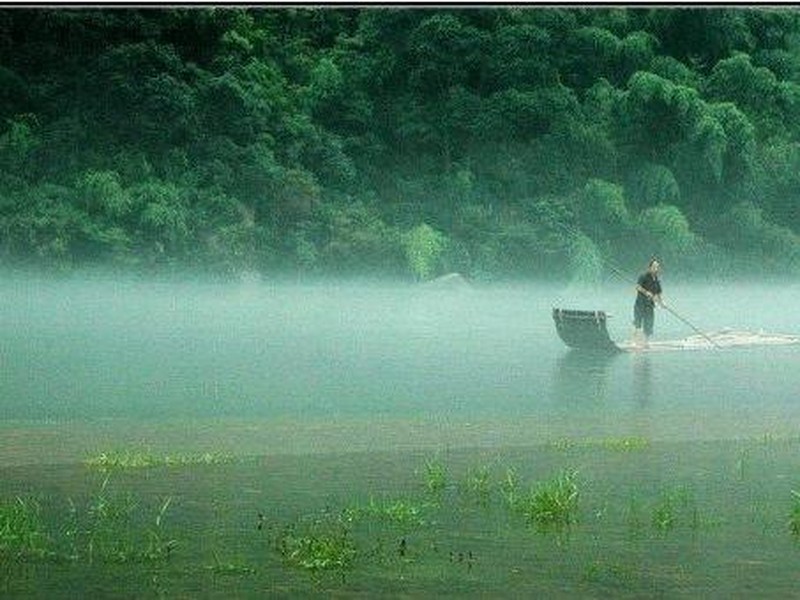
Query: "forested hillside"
2 7 800 280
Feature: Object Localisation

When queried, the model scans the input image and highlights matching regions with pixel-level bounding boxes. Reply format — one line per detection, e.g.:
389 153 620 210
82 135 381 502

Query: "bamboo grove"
2 8 800 280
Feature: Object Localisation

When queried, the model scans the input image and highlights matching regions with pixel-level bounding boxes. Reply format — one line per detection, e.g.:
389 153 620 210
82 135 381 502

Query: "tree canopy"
2 7 800 280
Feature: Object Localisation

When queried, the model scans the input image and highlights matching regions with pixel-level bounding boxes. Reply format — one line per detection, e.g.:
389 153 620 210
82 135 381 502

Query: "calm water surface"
2 275 800 598
1 276 799 452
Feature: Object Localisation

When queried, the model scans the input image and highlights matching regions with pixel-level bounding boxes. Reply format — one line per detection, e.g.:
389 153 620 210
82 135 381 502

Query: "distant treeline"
2 7 800 280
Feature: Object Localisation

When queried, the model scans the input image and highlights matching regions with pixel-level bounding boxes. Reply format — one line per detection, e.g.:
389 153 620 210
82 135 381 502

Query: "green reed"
85 450 236 470
78 477 175 564
421 458 448 498
651 494 677 532
0 497 52 562
345 496 430 528
463 465 492 506
550 437 650 452
207 549 257 576
142 497 177 562
515 470 579 530
277 514 356 581
789 490 800 536
500 467 520 509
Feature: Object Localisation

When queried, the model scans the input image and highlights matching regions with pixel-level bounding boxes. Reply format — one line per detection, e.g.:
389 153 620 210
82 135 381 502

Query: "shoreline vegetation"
2 435 800 597
2 8 800 281
4 415 800 468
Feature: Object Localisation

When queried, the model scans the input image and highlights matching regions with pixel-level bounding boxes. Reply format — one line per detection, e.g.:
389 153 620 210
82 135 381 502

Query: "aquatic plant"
421 458 448 497
736 449 748 481
463 466 492 505
282 531 356 572
789 490 800 537
142 497 177 562
550 438 576 451
207 550 256 576
278 521 356 579
85 450 160 469
550 437 650 452
83 477 177 564
599 437 650 452
345 497 429 528
651 488 695 533
624 493 645 536
163 452 236 466
0 497 52 562
583 559 635 586
516 470 579 529
500 467 520 509
85 450 236 470
87 476 140 563
651 495 676 532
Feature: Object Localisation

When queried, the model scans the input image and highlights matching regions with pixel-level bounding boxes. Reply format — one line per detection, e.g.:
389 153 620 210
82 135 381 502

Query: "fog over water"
2 273 799 455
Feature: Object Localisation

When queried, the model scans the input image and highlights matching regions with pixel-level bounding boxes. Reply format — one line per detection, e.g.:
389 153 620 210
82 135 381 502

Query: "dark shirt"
636 272 662 309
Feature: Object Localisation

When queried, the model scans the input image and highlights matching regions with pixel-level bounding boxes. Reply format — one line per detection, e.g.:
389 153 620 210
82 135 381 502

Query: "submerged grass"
421 458 448 498
277 514 356 581
500 467 521 509
462 465 492 506
207 550 256 577
789 490 800 537
344 497 430 529
85 477 176 564
1 477 176 567
0 497 52 562
550 437 651 452
85 450 236 470
6 445 800 596
514 470 579 530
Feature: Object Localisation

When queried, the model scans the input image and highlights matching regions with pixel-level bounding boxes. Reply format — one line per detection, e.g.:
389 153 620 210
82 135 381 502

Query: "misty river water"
2 274 800 598
1 275 799 455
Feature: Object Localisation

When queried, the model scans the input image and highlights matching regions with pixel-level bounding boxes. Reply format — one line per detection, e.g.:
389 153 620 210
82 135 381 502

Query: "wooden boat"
553 308 800 352
552 308 621 352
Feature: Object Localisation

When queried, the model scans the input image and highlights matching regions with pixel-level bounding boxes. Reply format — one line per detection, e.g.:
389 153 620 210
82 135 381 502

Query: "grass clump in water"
463 465 492 506
599 437 650 452
651 495 677 532
421 458 448 498
550 437 650 452
789 490 800 537
649 487 705 533
345 497 429 528
81 477 177 564
515 470 579 530
500 467 520 509
207 550 256 576
277 516 356 581
0 497 52 562
583 558 635 586
85 450 236 470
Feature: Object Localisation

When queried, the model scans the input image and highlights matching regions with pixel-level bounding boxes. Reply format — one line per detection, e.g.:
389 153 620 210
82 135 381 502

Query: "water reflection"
552 349 655 408
631 353 652 407
552 350 618 406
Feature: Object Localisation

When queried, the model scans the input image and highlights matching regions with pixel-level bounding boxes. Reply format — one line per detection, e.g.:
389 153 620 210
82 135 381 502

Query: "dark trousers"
633 302 654 336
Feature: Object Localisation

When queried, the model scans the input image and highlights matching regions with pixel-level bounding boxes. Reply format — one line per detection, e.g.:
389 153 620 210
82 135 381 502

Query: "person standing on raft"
633 257 663 347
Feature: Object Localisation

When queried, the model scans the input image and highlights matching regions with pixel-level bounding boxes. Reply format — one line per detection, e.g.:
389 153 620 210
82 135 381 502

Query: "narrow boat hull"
552 308 622 353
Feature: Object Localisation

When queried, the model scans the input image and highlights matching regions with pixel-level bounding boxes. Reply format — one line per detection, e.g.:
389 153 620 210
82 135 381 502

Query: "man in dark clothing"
633 257 662 346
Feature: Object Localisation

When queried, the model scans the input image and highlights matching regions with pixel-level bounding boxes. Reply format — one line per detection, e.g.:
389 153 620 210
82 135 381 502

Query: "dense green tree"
0 7 799 279
563 26 620 90
637 203 697 260
403 222 446 280
625 163 681 211
576 178 631 243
